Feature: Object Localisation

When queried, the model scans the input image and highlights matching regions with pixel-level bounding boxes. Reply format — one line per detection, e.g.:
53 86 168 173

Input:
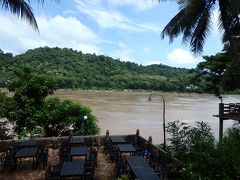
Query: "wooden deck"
0 147 115 180
0 133 177 180
214 103 240 120
214 103 240 140
213 114 240 121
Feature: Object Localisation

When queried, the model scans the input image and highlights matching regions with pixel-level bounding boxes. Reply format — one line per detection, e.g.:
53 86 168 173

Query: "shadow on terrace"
0 129 178 180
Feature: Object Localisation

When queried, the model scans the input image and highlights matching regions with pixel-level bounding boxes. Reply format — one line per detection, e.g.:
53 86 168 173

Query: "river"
53 90 240 144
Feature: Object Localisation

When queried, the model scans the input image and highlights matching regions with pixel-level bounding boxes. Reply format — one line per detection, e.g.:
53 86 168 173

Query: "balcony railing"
0 130 178 179
218 103 240 120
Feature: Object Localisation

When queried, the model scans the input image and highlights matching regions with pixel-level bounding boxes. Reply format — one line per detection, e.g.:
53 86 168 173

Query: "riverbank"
1 89 239 144
52 89 239 144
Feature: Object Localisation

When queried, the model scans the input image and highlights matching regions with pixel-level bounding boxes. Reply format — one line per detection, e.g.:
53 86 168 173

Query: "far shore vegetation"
1 46 240 95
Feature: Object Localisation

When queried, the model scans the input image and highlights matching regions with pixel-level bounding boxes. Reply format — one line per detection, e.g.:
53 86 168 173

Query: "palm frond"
161 0 215 54
161 9 185 43
0 0 60 31
1 0 38 30
218 0 233 43
181 0 207 44
190 8 211 54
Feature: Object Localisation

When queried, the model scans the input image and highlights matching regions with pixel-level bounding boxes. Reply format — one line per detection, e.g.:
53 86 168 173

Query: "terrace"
214 103 240 140
0 130 177 180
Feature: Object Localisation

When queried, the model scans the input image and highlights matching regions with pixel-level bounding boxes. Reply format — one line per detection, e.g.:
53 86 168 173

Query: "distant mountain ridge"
0 47 192 91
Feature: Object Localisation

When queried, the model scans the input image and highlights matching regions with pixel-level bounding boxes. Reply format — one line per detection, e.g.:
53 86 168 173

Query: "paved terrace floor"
0 146 115 180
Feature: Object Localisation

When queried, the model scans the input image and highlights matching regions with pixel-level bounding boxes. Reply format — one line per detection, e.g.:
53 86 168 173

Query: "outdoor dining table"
110 136 126 144
15 147 38 169
18 140 38 148
60 161 84 178
126 156 149 168
70 147 89 161
132 166 161 180
126 156 160 180
70 136 85 146
118 144 136 157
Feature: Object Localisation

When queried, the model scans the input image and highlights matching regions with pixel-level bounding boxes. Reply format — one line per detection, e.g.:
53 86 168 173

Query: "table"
18 140 38 148
126 156 149 168
132 166 160 180
15 147 38 169
70 136 85 146
110 136 126 144
126 156 160 180
118 144 136 157
70 147 88 161
60 161 84 178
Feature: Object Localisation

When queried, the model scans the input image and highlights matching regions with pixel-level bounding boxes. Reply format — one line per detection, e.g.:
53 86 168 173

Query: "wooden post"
148 136 153 158
148 136 152 144
106 130 109 136
219 103 224 141
106 130 110 142
136 129 140 136
219 103 224 116
96 136 100 147
69 131 73 139
134 129 140 146
219 118 223 141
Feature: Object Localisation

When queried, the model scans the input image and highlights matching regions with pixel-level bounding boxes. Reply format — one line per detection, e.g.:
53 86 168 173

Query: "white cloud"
38 15 98 42
110 42 134 62
143 47 149 53
63 10 78 15
167 48 202 67
143 60 166 66
74 0 161 32
108 0 158 11
118 42 126 48
0 13 101 55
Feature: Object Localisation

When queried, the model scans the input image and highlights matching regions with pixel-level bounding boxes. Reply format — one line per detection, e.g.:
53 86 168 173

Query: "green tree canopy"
166 120 240 179
0 47 193 92
0 66 100 138
195 46 240 93
1 66 56 133
41 97 100 137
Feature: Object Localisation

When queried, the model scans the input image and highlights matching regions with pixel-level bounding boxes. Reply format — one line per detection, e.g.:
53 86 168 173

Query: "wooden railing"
219 103 240 117
0 134 133 152
0 130 179 178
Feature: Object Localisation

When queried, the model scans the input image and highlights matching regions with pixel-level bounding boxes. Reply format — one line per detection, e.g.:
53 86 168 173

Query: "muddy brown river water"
53 90 240 144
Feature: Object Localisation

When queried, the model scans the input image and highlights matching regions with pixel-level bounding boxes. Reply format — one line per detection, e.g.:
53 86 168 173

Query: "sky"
0 0 224 68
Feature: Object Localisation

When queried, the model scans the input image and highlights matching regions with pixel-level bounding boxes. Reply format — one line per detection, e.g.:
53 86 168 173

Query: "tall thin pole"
150 93 166 151
160 95 166 151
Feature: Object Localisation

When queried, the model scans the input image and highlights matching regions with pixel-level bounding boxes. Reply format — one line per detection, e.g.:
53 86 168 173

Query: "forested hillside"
0 47 194 92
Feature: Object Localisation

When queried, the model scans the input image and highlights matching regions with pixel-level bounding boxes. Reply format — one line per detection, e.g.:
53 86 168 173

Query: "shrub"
166 120 240 179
